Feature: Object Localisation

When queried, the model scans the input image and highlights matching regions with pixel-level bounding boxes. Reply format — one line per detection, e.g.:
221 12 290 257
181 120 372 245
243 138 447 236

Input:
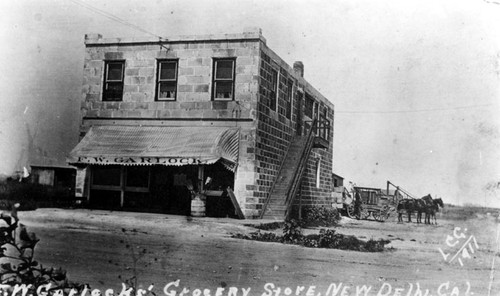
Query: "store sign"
75 156 213 165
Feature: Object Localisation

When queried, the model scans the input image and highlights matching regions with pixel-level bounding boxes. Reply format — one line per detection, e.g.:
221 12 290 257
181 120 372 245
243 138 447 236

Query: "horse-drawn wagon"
344 186 401 221
341 181 444 224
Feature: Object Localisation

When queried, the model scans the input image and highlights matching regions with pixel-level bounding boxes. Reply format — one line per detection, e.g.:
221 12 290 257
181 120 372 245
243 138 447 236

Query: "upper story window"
156 60 178 101
103 61 125 101
317 104 326 138
212 59 235 100
286 79 294 119
314 101 319 119
304 93 314 118
269 68 278 110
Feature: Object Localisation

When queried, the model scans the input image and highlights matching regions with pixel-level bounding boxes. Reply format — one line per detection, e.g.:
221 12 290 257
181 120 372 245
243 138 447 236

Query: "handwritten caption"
0 280 473 296
438 227 479 266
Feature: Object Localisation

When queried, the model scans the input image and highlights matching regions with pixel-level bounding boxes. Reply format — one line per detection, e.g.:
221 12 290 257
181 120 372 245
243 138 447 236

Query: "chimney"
84 33 103 44
293 61 304 77
243 27 262 35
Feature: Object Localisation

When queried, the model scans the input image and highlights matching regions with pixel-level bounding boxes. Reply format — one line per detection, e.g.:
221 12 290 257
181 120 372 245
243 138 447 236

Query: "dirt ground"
14 207 500 296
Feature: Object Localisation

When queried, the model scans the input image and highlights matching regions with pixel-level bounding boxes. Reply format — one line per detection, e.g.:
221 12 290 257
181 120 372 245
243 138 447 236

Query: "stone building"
68 28 335 219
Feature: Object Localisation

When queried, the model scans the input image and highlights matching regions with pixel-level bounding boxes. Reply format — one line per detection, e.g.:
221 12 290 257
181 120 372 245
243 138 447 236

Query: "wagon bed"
345 186 401 222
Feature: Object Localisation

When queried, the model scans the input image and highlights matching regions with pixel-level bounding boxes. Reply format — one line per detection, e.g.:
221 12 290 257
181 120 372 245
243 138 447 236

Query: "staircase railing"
283 118 317 219
316 118 331 141
259 132 294 219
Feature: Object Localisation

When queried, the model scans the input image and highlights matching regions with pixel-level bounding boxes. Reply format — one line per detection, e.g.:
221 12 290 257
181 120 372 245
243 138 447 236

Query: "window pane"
92 166 121 186
270 69 278 91
104 82 123 101
107 63 123 81
287 80 293 101
215 60 233 79
160 62 177 80
126 166 150 188
286 101 291 119
158 81 176 99
214 81 233 99
305 95 314 118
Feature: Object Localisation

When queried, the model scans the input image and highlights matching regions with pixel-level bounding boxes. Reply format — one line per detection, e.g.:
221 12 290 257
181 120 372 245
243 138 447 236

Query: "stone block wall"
297 103 335 208
80 33 263 216
81 38 260 123
77 29 335 218
249 51 294 218
297 140 335 208
252 44 336 218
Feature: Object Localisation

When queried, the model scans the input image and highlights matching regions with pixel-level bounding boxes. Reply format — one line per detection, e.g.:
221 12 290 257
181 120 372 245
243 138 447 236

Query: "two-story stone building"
68 28 335 219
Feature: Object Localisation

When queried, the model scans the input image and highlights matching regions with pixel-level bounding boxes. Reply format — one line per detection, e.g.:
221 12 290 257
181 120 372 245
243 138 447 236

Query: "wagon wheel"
373 210 389 222
356 207 370 220
345 204 356 218
379 206 392 222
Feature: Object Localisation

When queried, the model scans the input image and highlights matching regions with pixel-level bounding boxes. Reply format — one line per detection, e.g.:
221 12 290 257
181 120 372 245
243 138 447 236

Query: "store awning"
67 125 240 170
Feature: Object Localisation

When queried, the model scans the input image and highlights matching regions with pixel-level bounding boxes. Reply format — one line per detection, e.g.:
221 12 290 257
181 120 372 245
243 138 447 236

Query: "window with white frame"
156 60 178 101
316 158 321 188
212 59 235 100
286 78 294 119
103 61 125 101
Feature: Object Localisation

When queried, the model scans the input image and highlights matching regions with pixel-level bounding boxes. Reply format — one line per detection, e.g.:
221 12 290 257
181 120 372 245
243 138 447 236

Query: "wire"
335 103 494 114
484 0 500 5
68 0 164 40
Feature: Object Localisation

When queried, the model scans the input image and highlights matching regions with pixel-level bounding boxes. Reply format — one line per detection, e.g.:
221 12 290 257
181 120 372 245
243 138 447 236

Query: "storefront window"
126 166 150 188
92 166 121 186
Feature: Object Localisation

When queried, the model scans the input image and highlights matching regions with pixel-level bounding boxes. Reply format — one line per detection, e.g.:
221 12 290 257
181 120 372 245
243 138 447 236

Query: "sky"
0 0 499 207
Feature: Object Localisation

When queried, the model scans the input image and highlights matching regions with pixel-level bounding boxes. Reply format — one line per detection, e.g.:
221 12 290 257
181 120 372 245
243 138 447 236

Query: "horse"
414 199 428 224
413 194 433 224
424 198 444 225
418 194 444 224
397 199 416 223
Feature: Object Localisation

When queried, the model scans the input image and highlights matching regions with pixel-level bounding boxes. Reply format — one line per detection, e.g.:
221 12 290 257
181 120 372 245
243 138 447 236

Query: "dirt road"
16 208 500 296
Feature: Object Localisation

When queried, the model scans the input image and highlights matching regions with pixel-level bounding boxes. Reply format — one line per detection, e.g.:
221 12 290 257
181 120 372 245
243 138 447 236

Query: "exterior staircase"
261 120 316 220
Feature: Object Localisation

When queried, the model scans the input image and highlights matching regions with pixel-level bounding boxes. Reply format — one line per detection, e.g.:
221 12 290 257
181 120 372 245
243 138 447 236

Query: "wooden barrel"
191 196 206 217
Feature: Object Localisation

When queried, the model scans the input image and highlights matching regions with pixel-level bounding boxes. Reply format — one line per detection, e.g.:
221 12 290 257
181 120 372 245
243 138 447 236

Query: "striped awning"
67 125 239 170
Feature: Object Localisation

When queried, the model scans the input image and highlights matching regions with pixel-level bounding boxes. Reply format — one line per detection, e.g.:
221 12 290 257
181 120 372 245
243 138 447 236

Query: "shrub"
282 219 303 244
0 178 78 210
0 199 37 211
0 180 43 211
302 206 341 227
364 239 391 252
302 235 320 248
232 219 391 252
317 229 340 248
231 231 281 243
245 222 283 231
0 204 85 291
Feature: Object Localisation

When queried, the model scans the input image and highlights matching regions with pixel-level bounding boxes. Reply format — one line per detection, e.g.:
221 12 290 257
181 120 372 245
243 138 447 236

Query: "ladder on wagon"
386 180 418 201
